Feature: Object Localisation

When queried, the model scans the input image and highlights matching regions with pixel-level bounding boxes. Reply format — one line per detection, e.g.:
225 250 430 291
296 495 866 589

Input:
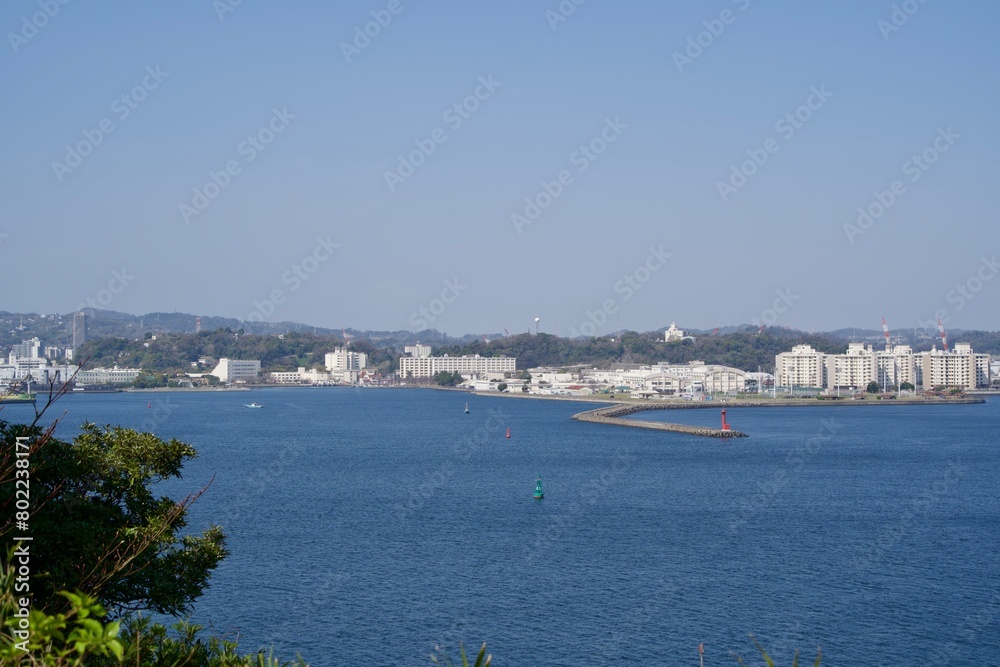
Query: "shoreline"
63 384 990 408
449 387 987 409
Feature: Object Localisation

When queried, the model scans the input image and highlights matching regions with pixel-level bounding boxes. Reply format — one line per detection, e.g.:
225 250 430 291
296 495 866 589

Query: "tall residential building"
210 358 261 383
403 343 433 358
775 341 991 392
71 311 87 350
325 347 367 371
398 354 515 379
918 344 990 390
775 344 827 390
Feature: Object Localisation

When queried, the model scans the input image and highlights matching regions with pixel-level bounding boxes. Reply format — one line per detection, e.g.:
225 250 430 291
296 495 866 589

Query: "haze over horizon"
3 1 999 337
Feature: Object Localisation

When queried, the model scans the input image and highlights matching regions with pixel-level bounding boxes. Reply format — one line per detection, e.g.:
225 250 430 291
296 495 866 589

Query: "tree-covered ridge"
76 329 398 375
432 331 848 371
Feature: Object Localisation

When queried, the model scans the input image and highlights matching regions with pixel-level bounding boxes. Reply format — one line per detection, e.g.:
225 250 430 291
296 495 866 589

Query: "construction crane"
937 318 949 352
882 316 891 351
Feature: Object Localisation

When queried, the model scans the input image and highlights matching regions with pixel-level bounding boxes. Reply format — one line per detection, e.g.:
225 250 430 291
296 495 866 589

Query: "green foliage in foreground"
431 642 492 667
0 421 226 617
432 370 463 386
0 559 308 666
735 634 821 667
0 406 822 666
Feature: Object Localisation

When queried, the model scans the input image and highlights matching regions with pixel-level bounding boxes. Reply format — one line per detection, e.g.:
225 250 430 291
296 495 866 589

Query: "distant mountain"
0 310 492 352
2 309 997 358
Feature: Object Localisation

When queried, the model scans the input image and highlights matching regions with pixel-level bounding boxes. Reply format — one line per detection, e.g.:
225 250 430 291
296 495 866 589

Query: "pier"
572 404 748 438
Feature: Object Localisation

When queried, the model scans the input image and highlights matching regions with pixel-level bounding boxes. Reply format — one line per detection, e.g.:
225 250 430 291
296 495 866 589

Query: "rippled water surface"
11 389 999 666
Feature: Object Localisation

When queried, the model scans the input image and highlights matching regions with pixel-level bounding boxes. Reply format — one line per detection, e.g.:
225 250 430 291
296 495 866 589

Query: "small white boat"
244 403 263 409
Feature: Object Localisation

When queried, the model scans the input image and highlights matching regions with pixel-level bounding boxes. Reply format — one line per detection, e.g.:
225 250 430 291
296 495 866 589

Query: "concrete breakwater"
572 404 748 438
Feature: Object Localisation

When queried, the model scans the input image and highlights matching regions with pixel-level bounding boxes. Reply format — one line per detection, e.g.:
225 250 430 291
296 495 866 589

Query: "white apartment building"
876 345 918 389
775 345 827 390
325 347 367 372
403 343 433 358
398 354 516 379
76 367 142 385
776 342 990 392
825 343 875 390
918 344 990 390
210 358 261 383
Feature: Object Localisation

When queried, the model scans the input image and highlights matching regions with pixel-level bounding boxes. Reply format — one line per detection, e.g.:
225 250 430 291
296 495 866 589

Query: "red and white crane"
937 318 949 352
882 316 891 351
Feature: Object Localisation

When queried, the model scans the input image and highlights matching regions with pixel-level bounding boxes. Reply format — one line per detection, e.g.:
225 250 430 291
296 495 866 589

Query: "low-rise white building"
269 367 335 384
210 358 261 383
76 366 142 385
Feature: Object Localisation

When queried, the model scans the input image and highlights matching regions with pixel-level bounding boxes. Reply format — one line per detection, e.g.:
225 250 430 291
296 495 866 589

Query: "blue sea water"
6 389 1000 666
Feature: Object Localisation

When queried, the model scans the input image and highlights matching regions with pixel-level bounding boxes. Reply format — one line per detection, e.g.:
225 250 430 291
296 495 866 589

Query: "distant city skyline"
2 1 998 336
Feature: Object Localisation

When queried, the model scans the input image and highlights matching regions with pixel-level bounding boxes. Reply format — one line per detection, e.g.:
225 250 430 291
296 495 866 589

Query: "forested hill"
432 331 849 372
76 330 398 374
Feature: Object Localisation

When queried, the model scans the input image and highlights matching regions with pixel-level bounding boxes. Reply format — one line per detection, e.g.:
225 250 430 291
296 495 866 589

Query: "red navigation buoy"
505 427 511 439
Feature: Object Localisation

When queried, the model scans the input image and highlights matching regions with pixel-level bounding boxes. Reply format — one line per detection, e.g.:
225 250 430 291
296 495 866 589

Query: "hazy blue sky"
3 0 998 336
